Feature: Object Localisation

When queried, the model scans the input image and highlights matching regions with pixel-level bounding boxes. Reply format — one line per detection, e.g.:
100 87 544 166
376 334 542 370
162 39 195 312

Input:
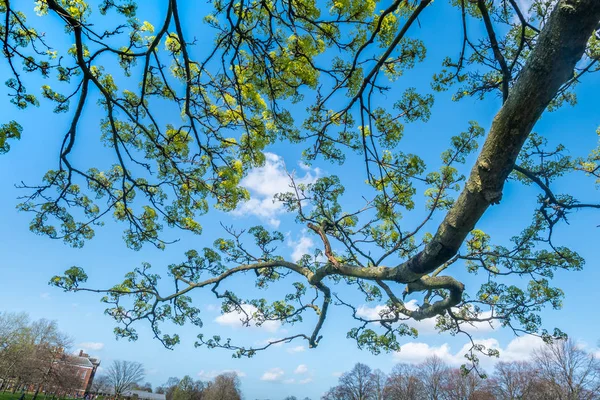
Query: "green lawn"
0 392 77 400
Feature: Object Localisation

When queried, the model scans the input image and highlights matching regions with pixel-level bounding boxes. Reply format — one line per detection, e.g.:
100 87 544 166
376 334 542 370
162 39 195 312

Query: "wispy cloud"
294 364 308 375
198 369 246 379
77 342 105 351
287 345 306 354
260 367 285 382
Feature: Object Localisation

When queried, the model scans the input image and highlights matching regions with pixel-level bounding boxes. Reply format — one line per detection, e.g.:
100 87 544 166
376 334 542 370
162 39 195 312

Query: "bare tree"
418 356 449 400
384 363 424 400
533 339 600 400
106 360 145 397
47 360 85 398
371 369 386 400
488 361 540 400
26 319 73 400
323 363 378 400
440 368 491 400
90 375 111 394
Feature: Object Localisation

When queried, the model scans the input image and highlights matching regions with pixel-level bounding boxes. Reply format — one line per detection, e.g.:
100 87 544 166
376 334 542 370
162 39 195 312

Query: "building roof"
126 390 166 400
104 389 166 400
66 355 94 368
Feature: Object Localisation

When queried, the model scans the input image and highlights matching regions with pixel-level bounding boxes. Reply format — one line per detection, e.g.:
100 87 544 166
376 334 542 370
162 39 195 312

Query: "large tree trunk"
395 0 600 280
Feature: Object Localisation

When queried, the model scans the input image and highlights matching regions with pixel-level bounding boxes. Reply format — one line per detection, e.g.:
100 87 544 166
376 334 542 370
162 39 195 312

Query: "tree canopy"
0 311 80 397
1 0 600 367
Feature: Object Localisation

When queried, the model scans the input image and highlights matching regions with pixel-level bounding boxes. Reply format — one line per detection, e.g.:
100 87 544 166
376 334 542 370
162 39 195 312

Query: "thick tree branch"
394 0 600 281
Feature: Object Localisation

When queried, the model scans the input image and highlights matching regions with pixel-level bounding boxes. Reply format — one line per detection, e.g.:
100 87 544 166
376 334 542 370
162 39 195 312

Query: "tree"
133 382 153 393
171 375 205 400
158 377 183 400
0 313 74 397
90 375 111 394
25 319 73 400
200 373 242 400
0 312 30 390
370 369 386 400
323 363 378 400
2 0 600 363
440 368 491 400
417 356 449 400
532 338 600 400
106 360 145 397
46 359 85 398
383 364 424 400
488 361 539 400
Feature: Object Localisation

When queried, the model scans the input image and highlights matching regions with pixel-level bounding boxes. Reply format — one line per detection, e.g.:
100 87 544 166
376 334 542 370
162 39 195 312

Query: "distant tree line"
153 373 243 400
323 339 600 400
0 312 81 399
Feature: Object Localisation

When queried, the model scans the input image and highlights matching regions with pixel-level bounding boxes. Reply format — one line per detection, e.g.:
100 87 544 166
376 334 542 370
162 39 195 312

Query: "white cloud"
294 364 308 375
393 335 545 369
260 367 285 382
501 335 545 361
287 345 306 354
77 342 104 351
232 153 320 227
214 304 280 333
198 369 246 379
394 342 456 365
299 378 313 384
288 230 316 262
40 292 51 300
332 371 343 378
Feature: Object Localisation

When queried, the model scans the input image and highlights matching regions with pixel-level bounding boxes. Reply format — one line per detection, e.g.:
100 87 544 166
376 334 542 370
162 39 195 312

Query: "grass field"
0 392 77 400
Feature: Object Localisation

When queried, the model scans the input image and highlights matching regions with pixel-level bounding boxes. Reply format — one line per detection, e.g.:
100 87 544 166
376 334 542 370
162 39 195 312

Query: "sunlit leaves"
41 85 70 113
49 266 88 291
0 0 596 363
0 120 22 154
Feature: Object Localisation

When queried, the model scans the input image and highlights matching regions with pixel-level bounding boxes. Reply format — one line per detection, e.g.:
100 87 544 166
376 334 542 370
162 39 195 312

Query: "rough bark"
394 0 600 281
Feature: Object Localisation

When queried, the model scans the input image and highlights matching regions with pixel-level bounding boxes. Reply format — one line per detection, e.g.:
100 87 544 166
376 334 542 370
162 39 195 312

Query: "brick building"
67 350 101 396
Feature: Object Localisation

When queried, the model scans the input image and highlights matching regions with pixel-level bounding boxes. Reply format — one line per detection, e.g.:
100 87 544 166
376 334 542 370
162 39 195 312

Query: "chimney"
79 350 84 357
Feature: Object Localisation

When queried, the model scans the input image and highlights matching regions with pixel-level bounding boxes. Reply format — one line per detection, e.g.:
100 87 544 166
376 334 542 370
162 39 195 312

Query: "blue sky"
1 1 600 399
